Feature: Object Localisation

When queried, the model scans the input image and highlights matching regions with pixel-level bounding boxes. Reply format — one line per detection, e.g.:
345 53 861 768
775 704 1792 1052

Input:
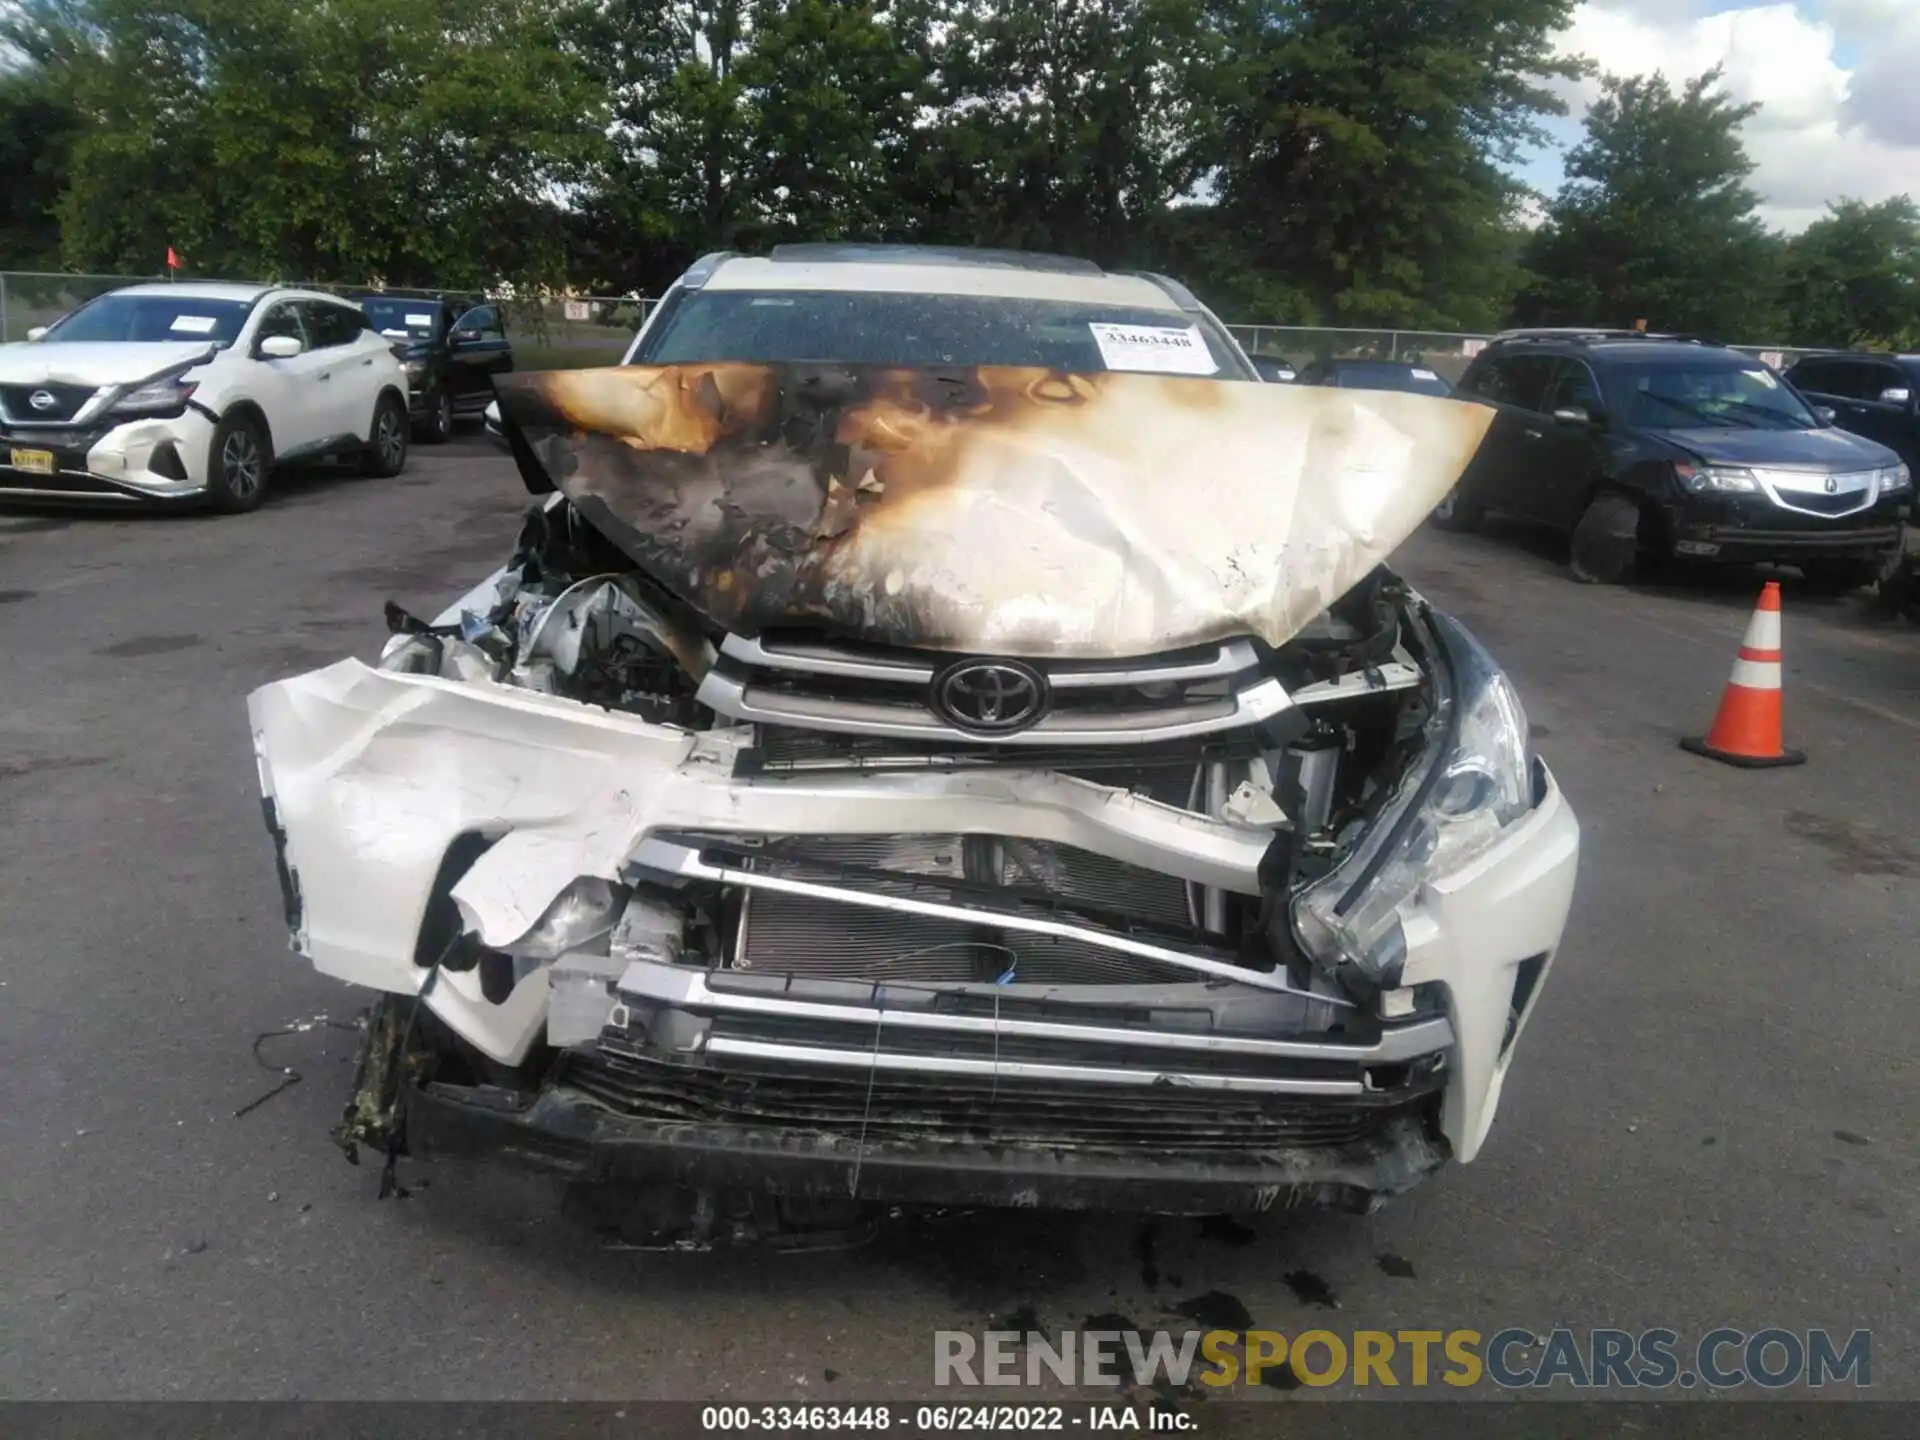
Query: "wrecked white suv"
249 246 1579 1237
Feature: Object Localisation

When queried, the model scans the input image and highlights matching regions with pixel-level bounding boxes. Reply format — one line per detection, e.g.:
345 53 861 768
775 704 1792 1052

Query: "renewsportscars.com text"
934 1327 1871 1391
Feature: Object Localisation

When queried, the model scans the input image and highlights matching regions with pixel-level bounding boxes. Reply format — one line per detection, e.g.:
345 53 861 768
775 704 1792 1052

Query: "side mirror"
258 334 304 359
1880 387 1912 406
1815 405 1837 425
26 326 48 342
1552 405 1596 427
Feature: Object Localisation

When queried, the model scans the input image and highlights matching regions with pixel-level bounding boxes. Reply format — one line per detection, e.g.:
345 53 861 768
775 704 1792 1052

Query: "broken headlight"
1291 612 1533 986
502 877 628 961
110 373 199 416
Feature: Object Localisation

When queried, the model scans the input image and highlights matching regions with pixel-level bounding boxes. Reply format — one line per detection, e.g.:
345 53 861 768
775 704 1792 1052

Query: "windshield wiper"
1719 399 1812 430
1639 392 1743 428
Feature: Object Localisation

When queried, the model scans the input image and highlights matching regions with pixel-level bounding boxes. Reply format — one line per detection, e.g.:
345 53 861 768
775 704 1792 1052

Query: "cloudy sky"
1522 0 1920 230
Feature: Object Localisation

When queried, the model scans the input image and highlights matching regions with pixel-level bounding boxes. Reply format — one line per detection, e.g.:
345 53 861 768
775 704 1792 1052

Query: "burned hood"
494 363 1495 659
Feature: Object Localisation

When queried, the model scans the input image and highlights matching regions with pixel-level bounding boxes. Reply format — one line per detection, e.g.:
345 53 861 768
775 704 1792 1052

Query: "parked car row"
1429 330 1913 588
0 283 513 513
1249 332 1917 591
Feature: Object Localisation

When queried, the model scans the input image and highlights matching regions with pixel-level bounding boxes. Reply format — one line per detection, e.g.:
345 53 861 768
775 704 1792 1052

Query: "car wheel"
362 394 409 477
206 413 271 514
1802 558 1881 596
1569 490 1642 584
1431 485 1484 532
417 388 453 445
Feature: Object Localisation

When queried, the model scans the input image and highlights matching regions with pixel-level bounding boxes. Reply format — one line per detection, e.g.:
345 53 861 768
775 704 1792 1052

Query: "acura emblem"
931 658 1049 735
28 389 57 412
1825 475 1838 494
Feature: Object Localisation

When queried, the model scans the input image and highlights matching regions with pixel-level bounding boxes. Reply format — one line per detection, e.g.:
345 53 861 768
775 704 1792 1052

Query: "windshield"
44 295 252 347
1334 362 1454 397
359 298 443 341
1612 363 1819 431
639 290 1253 378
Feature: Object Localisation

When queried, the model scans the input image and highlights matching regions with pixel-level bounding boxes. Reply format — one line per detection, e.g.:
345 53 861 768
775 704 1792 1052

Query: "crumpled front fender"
249 659 1279 1063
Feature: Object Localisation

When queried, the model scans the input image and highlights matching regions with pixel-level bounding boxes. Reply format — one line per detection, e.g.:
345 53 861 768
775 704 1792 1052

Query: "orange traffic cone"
1681 581 1805 768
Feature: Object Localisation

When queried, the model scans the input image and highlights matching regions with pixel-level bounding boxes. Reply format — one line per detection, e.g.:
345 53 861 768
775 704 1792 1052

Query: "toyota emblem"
931 658 1049 735
28 389 57 412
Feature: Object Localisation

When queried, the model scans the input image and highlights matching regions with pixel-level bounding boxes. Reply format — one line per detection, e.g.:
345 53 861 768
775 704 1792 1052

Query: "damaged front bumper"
252 643 1578 1213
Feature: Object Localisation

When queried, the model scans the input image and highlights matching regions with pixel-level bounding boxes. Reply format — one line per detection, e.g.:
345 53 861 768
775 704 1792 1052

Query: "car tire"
1569 490 1643 584
206 412 271 514
417 387 453 445
1431 485 1484 532
362 393 409 477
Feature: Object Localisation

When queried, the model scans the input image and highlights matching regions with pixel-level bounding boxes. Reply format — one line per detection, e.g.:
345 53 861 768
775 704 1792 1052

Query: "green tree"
1517 68 1782 338
0 69 79 269
1777 197 1920 351
905 0 1210 269
5 0 604 285
1195 0 1581 328
567 0 932 293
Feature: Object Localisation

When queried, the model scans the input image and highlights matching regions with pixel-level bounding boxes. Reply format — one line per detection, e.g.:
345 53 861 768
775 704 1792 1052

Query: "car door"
1516 358 1610 530
448 303 511 411
245 301 330 457
1454 354 1551 515
296 300 377 442
311 300 389 440
1824 359 1915 463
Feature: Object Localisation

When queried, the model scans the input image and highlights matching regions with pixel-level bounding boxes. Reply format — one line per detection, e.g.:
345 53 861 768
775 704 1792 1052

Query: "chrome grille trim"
700 1036 1368 1094
696 669 1294 745
633 836 1353 1006
618 959 1451 1061
719 633 935 682
1753 467 1880 519
719 633 1264 689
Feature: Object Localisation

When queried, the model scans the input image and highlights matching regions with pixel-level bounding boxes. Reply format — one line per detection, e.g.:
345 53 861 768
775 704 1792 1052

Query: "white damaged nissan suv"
0 283 410 512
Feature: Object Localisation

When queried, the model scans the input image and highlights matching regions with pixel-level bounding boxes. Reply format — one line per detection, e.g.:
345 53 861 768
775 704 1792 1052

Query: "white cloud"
1548 1 1920 231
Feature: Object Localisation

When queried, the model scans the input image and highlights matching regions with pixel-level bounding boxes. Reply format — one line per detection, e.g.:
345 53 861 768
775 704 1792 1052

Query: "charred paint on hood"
494 363 1495 659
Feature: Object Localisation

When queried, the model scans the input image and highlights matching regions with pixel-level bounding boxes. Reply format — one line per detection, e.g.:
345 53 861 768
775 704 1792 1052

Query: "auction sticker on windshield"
1089 323 1218 376
169 315 218 334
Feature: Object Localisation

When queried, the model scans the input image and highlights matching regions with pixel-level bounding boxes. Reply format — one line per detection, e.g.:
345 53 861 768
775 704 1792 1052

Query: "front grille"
566 1040 1439 1153
1769 489 1875 518
738 728 1260 777
696 632 1292 746
733 835 1203 984
0 383 96 424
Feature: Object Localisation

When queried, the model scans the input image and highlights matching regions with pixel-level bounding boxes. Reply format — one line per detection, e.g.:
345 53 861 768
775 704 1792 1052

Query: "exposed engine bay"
249 362 1578 1227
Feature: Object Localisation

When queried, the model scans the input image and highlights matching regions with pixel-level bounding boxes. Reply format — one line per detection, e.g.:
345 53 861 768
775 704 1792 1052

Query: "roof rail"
1124 271 1204 312
766 243 1104 276
1488 327 1725 349
680 252 738 290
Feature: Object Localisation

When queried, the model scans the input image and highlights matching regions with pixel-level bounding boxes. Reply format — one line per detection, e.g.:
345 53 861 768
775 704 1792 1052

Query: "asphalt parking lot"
2 435 1916 1403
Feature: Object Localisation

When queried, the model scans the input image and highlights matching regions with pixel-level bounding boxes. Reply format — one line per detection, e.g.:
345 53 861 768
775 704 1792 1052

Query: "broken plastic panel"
1291 613 1534 985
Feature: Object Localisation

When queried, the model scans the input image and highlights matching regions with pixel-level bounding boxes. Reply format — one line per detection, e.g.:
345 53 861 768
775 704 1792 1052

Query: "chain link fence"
1 269 1814 377
1226 326 1498 383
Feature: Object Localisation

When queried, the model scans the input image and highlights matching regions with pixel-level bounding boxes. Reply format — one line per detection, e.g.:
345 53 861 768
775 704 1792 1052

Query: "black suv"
354 294 513 443
1782 353 1920 487
1443 330 1912 587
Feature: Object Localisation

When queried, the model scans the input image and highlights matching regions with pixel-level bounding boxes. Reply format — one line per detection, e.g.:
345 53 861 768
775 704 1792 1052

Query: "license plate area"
8 448 55 475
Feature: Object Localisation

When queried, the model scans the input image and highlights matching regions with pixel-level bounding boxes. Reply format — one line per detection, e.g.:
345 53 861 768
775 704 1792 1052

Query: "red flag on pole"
167 246 181 271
